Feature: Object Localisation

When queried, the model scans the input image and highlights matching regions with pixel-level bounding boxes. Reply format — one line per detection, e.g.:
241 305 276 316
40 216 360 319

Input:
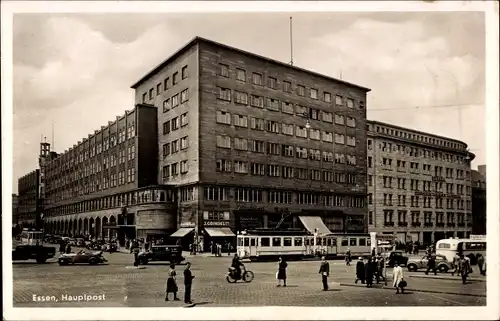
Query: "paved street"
12 249 486 307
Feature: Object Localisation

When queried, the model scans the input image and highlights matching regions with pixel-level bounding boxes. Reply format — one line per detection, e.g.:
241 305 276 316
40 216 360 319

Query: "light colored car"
407 254 453 273
58 250 107 265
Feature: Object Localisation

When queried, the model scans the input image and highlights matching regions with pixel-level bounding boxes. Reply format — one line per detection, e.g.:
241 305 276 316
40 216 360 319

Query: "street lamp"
301 111 311 129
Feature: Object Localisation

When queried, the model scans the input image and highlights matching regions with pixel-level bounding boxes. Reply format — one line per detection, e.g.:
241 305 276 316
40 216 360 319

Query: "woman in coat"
355 257 365 284
277 257 288 287
165 264 179 301
392 262 405 294
364 257 374 288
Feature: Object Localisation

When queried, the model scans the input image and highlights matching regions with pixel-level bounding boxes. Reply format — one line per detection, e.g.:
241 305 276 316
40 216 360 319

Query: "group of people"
210 241 233 257
405 241 420 255
354 255 386 287
164 263 195 304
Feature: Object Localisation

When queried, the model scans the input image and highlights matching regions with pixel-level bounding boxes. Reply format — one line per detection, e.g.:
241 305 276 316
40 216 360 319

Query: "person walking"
392 262 405 294
355 257 365 284
458 255 470 284
277 257 288 287
451 253 461 276
345 248 352 266
477 254 485 276
371 256 379 284
318 256 330 291
365 257 374 288
183 262 194 304
165 264 180 301
425 253 437 275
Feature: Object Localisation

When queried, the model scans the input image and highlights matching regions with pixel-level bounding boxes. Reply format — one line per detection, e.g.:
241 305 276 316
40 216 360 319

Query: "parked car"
138 245 184 265
386 251 409 267
407 254 453 273
75 238 86 247
58 250 107 265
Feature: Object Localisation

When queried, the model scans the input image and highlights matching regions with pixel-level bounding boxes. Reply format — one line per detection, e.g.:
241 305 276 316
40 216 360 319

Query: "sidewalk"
339 282 486 297
409 274 486 282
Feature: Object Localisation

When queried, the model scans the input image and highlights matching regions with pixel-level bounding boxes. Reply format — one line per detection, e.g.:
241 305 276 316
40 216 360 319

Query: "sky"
12 11 485 192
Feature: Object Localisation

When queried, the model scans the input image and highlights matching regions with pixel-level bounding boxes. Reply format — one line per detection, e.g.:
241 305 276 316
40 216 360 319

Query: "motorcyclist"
231 254 245 279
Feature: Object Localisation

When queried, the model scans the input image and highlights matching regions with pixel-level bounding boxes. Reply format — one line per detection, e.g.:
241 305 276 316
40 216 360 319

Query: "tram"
236 229 371 261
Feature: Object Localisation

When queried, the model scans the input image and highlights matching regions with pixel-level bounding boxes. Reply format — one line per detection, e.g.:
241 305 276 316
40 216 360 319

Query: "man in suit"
183 262 195 304
318 256 330 291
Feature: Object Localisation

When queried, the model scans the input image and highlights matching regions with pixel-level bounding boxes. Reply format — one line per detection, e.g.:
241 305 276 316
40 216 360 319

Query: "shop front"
201 211 235 252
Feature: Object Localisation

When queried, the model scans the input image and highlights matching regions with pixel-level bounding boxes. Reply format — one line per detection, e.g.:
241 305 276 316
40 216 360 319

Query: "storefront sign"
180 222 195 228
236 205 265 211
204 220 230 227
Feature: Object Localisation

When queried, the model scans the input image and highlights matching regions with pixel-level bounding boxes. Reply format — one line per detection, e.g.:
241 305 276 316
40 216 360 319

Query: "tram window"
317 238 322 245
327 239 332 246
341 239 348 246
350 238 357 246
272 237 282 247
322 238 327 246
359 238 366 246
244 238 250 247
367 239 371 246
305 239 310 246
283 237 292 247
238 238 243 246
250 238 256 246
332 239 337 246
261 237 270 247
294 237 303 246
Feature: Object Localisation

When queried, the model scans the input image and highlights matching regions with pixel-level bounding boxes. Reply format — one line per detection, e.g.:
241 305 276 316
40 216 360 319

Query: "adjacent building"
16 170 40 229
132 37 370 249
12 194 19 224
41 104 178 243
367 120 475 246
471 166 486 235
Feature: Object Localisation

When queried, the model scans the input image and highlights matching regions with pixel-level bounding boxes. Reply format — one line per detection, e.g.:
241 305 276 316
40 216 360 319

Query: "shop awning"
204 227 236 237
298 216 331 235
170 228 194 238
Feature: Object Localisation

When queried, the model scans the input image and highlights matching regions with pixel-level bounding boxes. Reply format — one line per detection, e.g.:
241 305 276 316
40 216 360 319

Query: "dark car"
138 245 184 265
58 250 107 265
386 251 409 267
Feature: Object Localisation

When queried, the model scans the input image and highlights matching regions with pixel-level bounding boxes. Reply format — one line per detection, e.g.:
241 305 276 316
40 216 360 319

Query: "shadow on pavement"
191 301 212 306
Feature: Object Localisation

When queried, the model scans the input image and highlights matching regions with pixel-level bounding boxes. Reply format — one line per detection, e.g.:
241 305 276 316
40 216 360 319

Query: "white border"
2 1 499 320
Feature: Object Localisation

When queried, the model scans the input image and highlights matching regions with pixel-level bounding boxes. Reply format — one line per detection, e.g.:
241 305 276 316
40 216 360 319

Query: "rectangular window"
282 145 294 157
180 89 189 103
282 102 294 114
346 117 356 127
234 138 248 150
250 117 265 130
347 136 356 146
163 77 169 91
149 88 154 99
234 114 248 127
181 65 188 79
219 63 229 77
218 87 231 101
335 134 345 144
282 123 294 135
236 68 246 82
335 95 343 105
296 147 308 159
347 98 354 108
267 142 280 155
323 151 334 162
216 135 231 148
172 94 179 107
171 140 179 153
162 99 171 113
252 73 263 85
309 129 320 140
173 72 179 85
234 161 248 174
266 98 279 111
296 126 307 138
251 140 266 153
297 85 305 96
156 83 161 95
250 95 264 108
267 77 277 89
335 114 345 125
234 91 248 104
216 110 231 124
180 112 188 127
322 131 333 142
267 165 281 177
180 136 189 150
171 117 179 130
266 120 280 133
283 81 291 92
162 143 170 157
216 159 232 172
322 112 333 123
324 92 331 102
180 160 189 174
163 121 171 135
310 88 318 99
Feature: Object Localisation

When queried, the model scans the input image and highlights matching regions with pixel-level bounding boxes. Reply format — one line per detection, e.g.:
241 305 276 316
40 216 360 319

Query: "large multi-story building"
12 194 19 223
16 170 40 229
471 166 486 235
131 37 370 249
41 104 178 243
367 120 475 246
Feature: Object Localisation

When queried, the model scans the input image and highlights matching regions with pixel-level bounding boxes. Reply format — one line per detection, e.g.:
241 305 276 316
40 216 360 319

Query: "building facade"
131 37 370 249
367 121 474 246
12 194 19 224
16 170 40 228
471 167 486 235
41 104 178 242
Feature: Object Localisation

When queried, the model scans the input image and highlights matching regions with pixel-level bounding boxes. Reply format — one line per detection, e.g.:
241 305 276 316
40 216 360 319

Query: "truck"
12 229 56 264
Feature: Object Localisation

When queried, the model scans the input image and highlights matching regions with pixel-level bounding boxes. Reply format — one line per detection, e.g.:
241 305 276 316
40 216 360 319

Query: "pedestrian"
371 256 379 284
145 240 150 252
345 248 351 266
392 262 406 294
318 256 330 291
133 247 140 267
355 257 365 284
458 255 470 284
451 253 461 276
371 248 376 257
65 243 72 254
59 240 66 254
425 253 437 275
477 254 485 276
210 241 214 255
165 264 180 301
377 255 385 282
365 257 374 288
217 243 222 257
183 262 194 304
277 256 288 287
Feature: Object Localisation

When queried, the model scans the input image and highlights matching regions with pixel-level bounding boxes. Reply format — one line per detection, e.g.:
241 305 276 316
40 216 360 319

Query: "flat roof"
367 120 469 147
131 36 371 92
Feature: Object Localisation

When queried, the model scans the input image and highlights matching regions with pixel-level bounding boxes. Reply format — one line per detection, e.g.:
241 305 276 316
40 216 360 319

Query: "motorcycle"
226 267 254 283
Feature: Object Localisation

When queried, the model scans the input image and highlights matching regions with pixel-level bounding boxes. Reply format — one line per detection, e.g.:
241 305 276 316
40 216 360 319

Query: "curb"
409 275 486 283
339 283 486 298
